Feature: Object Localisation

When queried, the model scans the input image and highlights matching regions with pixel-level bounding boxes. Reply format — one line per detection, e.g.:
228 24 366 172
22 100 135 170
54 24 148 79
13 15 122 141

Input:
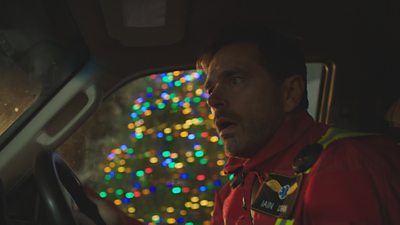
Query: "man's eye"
231 77 243 85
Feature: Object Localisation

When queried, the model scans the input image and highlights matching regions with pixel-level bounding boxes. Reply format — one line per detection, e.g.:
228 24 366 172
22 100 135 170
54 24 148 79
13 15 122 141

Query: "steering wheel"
35 150 106 225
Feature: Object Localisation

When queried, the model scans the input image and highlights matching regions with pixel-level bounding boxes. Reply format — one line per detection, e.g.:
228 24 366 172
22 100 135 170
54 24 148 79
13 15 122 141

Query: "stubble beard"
224 117 275 159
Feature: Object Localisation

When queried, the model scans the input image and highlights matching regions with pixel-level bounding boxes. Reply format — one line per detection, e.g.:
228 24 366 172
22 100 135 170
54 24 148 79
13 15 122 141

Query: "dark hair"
197 25 308 110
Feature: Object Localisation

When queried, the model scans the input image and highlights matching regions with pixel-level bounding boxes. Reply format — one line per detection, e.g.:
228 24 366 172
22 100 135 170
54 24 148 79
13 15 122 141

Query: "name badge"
251 173 303 219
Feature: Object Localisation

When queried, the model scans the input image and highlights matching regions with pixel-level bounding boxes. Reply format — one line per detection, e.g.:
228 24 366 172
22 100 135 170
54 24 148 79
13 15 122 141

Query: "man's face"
204 43 285 158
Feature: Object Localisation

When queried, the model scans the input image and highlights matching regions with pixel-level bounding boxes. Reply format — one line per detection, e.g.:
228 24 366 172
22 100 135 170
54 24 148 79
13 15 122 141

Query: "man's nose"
207 86 227 109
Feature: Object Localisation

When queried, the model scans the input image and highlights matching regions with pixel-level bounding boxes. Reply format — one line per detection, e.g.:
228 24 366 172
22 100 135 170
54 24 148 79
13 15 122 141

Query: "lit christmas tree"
87 70 230 225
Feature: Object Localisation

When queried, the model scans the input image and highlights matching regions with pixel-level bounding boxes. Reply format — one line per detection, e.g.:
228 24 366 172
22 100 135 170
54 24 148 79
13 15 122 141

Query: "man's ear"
281 75 305 113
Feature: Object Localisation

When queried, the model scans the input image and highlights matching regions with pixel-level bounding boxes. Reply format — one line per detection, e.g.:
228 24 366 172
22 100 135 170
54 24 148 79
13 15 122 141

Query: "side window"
58 69 228 224
306 62 335 124
306 63 323 119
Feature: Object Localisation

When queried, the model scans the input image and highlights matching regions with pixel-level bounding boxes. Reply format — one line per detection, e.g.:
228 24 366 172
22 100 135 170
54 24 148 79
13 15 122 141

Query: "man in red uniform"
197 26 400 225
88 26 400 225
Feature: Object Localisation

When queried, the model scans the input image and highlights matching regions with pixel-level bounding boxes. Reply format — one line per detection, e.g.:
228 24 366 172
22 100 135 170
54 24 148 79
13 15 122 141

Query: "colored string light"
96 69 228 224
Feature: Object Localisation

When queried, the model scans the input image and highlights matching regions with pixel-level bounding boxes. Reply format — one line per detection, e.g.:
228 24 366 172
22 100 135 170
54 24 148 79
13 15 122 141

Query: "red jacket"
211 111 400 225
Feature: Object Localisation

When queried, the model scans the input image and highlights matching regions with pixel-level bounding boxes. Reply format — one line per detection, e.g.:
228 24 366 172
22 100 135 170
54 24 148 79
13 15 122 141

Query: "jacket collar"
224 111 326 174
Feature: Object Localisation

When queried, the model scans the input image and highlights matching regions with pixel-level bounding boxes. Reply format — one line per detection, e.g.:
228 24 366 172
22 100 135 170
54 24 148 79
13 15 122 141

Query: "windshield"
0 0 89 143
0 53 40 135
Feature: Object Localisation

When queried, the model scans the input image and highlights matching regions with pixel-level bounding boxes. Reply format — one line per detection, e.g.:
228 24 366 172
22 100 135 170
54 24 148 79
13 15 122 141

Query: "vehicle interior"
0 0 399 224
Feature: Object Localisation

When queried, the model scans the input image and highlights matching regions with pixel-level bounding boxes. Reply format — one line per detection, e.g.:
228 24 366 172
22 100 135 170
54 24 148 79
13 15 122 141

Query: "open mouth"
216 119 237 137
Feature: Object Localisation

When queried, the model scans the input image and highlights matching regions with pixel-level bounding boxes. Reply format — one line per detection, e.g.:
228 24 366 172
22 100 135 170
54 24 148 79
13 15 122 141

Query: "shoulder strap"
293 128 376 174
